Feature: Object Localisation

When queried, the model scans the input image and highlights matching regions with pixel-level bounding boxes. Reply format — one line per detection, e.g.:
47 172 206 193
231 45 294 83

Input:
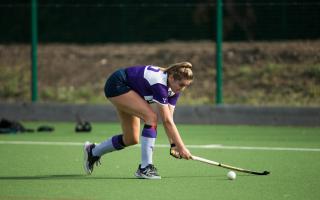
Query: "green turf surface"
1 122 320 200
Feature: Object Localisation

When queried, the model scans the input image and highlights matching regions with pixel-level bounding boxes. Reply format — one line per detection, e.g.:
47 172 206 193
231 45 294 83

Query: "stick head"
251 170 270 175
262 171 270 175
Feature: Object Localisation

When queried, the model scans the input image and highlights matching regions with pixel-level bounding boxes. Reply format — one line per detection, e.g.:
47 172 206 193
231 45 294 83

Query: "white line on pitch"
0 141 82 146
0 140 320 152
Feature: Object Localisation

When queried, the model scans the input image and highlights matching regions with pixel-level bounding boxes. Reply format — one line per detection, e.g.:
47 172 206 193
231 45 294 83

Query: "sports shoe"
135 164 161 180
83 141 101 175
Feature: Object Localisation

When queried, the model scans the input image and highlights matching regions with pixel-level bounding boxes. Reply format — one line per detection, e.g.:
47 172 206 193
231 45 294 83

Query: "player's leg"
109 91 160 179
83 111 139 175
108 90 157 125
90 107 141 158
117 109 140 146
109 91 158 166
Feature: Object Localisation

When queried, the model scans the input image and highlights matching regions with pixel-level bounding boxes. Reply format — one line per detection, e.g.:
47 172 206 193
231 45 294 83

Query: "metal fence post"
31 0 38 102
216 0 223 104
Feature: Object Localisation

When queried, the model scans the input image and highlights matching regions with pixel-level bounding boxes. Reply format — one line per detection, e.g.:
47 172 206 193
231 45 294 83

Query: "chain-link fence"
1 0 319 42
0 0 319 106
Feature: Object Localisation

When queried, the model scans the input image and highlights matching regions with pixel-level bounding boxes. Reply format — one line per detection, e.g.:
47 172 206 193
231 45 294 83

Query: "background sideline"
1 103 319 126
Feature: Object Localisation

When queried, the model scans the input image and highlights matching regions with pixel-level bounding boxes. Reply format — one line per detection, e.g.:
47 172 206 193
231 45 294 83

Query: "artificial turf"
0 122 320 200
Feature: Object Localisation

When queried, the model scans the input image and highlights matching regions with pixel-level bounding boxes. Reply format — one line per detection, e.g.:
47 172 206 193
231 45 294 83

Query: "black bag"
0 118 34 134
37 125 54 132
75 115 92 133
75 121 92 133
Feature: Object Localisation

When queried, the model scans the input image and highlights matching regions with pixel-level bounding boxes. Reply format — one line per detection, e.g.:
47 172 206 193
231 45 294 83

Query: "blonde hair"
160 62 193 81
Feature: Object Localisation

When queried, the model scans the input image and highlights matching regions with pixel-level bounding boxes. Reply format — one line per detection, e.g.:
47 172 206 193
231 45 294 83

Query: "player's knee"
145 111 158 126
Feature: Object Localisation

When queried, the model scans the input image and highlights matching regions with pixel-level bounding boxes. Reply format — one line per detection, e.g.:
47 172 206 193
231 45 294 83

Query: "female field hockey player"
83 62 193 179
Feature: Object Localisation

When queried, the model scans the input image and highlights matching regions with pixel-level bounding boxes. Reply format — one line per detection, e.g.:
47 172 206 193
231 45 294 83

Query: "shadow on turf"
162 174 259 180
0 174 254 181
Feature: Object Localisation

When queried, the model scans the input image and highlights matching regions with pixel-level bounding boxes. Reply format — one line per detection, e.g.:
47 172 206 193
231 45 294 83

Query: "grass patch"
0 123 320 200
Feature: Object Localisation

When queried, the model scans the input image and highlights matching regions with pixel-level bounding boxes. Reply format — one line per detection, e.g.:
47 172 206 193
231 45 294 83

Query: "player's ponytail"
163 62 193 81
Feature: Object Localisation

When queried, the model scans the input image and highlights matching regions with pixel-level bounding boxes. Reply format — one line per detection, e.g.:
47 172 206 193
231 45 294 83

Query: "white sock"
92 134 125 157
92 138 115 157
141 136 155 168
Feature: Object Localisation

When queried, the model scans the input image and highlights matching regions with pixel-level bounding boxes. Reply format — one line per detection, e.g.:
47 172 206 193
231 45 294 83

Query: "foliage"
0 65 30 102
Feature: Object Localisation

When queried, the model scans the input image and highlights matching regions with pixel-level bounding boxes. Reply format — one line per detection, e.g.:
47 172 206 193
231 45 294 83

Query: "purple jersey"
125 65 180 106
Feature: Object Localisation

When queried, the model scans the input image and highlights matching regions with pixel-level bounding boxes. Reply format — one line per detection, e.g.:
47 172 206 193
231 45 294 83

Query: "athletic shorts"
104 69 131 98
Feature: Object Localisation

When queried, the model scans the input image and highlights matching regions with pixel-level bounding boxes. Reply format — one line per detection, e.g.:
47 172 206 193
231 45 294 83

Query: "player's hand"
178 146 192 160
170 144 192 160
170 144 182 159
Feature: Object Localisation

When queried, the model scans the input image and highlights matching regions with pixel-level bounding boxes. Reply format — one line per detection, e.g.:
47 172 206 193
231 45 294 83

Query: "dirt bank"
0 40 319 106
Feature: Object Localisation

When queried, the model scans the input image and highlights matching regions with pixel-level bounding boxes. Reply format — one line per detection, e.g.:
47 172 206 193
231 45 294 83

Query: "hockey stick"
192 155 270 175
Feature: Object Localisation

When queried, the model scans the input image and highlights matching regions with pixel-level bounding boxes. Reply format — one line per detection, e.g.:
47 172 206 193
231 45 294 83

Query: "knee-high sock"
92 134 125 157
141 125 157 168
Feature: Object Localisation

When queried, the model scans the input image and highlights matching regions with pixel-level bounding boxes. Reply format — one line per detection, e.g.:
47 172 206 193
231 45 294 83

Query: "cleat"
83 141 101 175
134 164 161 180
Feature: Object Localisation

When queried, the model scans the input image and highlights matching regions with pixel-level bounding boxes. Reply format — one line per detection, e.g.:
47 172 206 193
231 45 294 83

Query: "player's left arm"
157 103 191 159
168 104 175 144
167 104 182 159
